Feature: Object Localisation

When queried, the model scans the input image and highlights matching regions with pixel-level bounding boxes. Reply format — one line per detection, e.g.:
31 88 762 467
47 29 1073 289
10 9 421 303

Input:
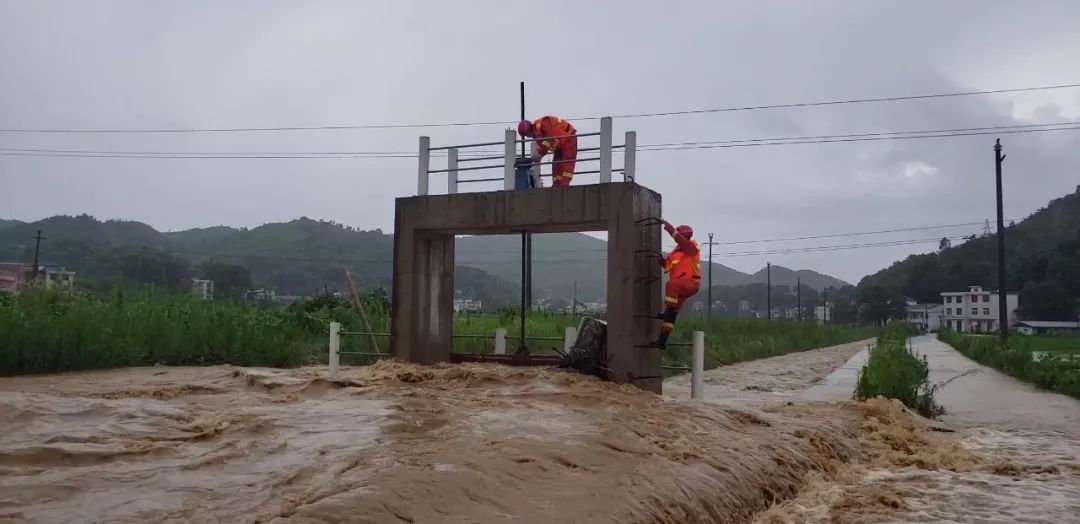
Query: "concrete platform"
390 182 665 392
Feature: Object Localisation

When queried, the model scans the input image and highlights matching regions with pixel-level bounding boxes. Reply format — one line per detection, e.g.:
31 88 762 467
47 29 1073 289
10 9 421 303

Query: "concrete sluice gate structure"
391 120 668 392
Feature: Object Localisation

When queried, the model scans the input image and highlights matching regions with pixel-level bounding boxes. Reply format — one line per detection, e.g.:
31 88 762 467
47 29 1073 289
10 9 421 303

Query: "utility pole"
571 280 577 316
797 276 802 321
31 229 46 279
822 288 828 324
766 262 772 320
994 139 1008 345
705 233 716 318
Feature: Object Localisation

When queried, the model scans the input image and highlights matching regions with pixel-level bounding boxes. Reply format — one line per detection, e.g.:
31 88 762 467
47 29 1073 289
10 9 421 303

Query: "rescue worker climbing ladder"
518 115 578 187
653 220 701 349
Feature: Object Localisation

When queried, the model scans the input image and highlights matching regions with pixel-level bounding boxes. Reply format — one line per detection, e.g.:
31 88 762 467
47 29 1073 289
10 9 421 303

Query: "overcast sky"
2 1 1079 283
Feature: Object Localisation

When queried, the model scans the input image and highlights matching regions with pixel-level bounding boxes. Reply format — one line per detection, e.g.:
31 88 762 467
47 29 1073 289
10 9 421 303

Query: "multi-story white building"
191 279 214 300
905 300 943 333
453 298 482 313
940 285 1018 333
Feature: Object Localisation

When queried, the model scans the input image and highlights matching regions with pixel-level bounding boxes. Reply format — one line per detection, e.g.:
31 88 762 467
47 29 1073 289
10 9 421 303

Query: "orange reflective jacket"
664 240 701 280
533 115 576 156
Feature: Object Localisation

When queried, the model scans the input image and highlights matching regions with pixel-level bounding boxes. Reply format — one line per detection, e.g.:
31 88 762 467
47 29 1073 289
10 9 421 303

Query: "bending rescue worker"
653 220 701 349
517 115 578 187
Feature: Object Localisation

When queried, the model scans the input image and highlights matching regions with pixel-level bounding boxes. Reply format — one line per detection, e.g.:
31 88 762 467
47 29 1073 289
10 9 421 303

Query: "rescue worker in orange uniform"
652 220 702 349
517 115 578 187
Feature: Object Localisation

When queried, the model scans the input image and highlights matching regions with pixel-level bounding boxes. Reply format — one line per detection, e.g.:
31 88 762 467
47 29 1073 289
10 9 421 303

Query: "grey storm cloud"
2 0 1079 283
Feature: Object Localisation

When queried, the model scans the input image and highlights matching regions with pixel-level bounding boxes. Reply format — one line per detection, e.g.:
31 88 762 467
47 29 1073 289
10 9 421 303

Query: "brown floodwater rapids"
1 338 1077 523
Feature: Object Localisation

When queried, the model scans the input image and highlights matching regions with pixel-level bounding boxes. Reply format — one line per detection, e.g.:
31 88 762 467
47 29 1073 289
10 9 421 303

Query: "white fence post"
530 141 542 187
504 129 516 190
494 327 507 354
563 326 577 353
329 321 341 378
599 116 613 183
691 331 704 400
417 136 431 195
623 131 636 182
447 147 459 194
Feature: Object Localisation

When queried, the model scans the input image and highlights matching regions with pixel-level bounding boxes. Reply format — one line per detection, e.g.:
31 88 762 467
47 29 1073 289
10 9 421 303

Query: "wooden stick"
342 266 380 353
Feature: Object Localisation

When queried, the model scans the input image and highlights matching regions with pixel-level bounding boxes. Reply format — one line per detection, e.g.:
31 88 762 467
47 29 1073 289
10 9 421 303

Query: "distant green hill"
1 215 851 308
747 265 849 290
0 219 24 231
858 185 1080 321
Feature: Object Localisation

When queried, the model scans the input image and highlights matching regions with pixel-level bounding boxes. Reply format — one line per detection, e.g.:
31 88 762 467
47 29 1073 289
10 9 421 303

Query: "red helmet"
517 119 534 137
676 224 693 238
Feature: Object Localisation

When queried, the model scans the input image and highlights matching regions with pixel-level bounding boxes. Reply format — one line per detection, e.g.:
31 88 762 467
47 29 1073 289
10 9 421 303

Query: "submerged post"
494 327 507 354
328 321 341 378
447 147 459 194
599 116 613 183
564 326 577 353
623 131 637 182
417 136 431 196
691 330 705 400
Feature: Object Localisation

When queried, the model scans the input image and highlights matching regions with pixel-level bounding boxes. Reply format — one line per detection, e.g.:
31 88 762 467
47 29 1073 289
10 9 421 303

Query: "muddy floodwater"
1 338 1078 523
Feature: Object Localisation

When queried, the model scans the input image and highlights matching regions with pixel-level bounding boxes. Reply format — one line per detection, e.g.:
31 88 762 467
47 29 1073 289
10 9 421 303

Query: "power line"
640 121 1080 148
639 125 1080 152
2 83 1078 133
5 123 1079 160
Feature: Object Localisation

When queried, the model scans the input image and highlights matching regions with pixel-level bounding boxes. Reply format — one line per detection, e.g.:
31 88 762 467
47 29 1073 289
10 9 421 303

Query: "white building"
41 266 75 290
940 286 1018 333
191 279 214 300
814 304 831 324
905 300 943 333
453 298 482 313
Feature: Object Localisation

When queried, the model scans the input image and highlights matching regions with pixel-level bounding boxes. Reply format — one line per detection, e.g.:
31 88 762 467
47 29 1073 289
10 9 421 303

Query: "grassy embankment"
1 287 871 376
938 329 1080 399
854 323 944 418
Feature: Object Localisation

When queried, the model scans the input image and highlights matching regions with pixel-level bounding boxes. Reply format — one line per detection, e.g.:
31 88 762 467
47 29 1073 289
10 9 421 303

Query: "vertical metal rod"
417 136 430 195
691 331 705 400
599 116 613 183
519 82 527 158
623 131 637 182
328 321 341 378
503 129 516 190
766 262 772 320
447 148 458 194
520 82 533 311
994 139 1008 345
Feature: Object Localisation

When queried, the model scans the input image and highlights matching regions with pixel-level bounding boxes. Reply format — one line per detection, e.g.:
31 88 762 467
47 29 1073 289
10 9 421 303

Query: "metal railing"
416 116 638 195
327 322 705 400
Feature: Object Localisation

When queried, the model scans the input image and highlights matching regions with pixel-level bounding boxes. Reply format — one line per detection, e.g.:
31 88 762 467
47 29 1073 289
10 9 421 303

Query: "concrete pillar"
605 185 662 392
390 218 455 364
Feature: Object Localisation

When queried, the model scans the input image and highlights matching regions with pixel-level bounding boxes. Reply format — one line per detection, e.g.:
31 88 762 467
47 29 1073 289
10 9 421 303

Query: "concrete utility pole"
822 288 828 324
766 262 772 320
705 233 717 318
31 229 45 280
994 139 1008 345
797 276 802 321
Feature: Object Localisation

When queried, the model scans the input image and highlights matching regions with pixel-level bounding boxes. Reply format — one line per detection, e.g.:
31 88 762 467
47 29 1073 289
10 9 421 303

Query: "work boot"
646 339 667 349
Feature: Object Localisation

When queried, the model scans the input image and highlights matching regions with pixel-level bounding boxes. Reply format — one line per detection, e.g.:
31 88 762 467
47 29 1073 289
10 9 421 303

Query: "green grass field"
1 287 872 376
854 323 943 417
939 329 1080 399
1024 335 1080 352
